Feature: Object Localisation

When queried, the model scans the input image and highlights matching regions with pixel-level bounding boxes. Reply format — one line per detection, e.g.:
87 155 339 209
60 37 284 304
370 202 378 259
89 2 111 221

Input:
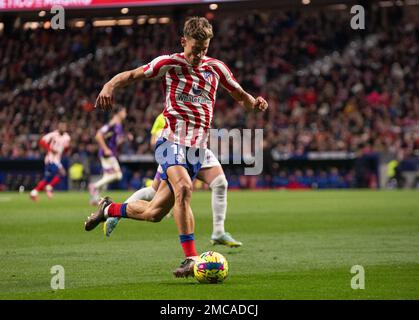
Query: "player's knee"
210 175 228 192
143 203 168 223
147 214 164 223
174 181 193 202
115 171 123 180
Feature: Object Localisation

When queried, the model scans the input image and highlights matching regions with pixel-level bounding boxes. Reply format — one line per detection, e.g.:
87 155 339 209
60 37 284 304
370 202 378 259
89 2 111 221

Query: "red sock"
35 180 48 191
107 203 123 217
49 176 60 187
181 239 198 258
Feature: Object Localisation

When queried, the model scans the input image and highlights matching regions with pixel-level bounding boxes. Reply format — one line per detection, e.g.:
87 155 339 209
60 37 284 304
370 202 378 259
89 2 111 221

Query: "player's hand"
95 84 114 112
59 167 66 176
104 148 113 157
127 133 134 141
253 96 268 112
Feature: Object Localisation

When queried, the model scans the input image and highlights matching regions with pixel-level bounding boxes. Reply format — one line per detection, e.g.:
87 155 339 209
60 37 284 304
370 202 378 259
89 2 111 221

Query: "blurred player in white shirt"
30 121 71 201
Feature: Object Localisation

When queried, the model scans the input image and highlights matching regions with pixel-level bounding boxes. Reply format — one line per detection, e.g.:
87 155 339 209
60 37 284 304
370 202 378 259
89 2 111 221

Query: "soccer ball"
193 251 229 284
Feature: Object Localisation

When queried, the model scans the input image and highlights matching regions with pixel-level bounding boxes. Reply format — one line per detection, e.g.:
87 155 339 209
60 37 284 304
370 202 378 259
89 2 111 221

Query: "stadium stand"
0 4 418 190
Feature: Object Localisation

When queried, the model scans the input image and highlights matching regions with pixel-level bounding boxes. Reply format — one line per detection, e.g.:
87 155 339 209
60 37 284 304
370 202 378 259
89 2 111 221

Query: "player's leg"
197 152 243 247
167 166 195 235
131 168 199 279
122 180 173 221
198 166 225 235
104 170 162 237
45 176 59 199
30 163 53 201
30 179 47 201
93 157 123 189
89 157 122 205
86 139 200 277
85 178 174 231
166 165 199 277
45 165 61 199
125 171 161 203
95 170 123 191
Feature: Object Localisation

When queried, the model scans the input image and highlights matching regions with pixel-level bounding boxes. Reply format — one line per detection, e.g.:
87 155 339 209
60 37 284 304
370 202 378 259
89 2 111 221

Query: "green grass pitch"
0 190 418 300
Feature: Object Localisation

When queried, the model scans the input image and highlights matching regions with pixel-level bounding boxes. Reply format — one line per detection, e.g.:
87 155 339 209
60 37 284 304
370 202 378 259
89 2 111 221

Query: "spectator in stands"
0 9 417 190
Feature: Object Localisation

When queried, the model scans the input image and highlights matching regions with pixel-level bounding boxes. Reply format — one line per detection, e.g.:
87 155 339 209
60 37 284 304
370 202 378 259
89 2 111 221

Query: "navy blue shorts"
44 163 60 183
155 138 205 183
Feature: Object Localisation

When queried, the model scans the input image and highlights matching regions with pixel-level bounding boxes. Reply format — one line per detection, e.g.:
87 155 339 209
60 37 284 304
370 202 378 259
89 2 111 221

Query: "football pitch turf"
0 190 418 300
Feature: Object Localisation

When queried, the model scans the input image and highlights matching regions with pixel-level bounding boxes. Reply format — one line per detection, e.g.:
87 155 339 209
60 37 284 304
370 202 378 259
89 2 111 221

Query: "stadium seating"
0 9 418 190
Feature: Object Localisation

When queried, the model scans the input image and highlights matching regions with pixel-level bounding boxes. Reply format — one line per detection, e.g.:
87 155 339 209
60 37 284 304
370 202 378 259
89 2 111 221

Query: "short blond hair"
183 16 213 40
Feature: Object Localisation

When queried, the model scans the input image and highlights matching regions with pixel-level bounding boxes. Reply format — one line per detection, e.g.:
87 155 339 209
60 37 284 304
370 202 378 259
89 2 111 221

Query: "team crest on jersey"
203 71 213 82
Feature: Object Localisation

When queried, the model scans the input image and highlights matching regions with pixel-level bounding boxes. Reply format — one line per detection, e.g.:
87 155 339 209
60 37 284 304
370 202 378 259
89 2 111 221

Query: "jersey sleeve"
65 135 71 149
142 55 174 80
42 132 54 144
212 60 242 93
98 124 109 134
150 114 166 137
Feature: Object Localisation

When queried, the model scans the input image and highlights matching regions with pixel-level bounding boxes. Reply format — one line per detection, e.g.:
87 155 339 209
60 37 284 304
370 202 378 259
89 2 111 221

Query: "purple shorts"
154 169 161 181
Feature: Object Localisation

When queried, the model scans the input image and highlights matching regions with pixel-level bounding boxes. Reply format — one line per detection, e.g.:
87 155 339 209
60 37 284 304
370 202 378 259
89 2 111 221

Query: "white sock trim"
104 205 110 219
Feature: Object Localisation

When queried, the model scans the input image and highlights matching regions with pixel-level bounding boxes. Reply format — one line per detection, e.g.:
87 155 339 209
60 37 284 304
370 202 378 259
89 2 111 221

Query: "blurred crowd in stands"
0 7 418 190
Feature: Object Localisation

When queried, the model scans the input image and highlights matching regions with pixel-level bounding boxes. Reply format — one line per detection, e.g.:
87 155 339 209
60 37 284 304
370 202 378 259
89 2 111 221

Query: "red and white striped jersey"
142 53 242 148
41 131 71 167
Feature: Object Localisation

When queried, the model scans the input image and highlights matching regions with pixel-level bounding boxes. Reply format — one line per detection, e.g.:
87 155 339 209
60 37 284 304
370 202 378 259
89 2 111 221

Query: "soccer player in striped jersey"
30 121 71 201
88 106 131 205
85 17 268 277
104 113 243 247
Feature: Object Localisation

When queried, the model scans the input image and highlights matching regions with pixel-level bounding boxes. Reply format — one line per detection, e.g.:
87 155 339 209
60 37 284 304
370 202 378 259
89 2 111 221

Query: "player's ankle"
180 234 198 257
104 203 128 219
212 230 224 238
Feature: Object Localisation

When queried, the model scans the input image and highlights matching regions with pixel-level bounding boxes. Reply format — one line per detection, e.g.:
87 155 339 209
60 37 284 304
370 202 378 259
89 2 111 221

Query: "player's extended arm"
39 134 59 154
95 131 112 157
39 139 52 152
150 134 160 148
117 133 133 146
229 87 268 113
95 66 146 111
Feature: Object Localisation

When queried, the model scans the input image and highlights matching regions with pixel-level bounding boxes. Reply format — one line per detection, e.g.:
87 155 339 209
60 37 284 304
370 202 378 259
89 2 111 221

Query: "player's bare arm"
229 87 268 112
150 134 159 148
95 131 112 156
117 132 134 146
95 66 146 111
